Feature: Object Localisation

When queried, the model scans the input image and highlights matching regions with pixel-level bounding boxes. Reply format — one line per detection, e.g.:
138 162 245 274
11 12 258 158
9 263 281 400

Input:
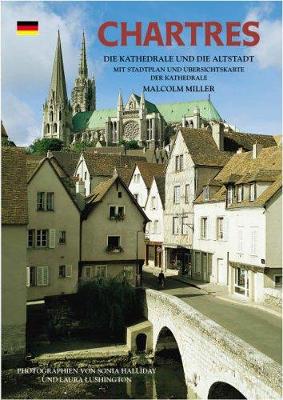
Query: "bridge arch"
208 381 246 399
145 289 281 400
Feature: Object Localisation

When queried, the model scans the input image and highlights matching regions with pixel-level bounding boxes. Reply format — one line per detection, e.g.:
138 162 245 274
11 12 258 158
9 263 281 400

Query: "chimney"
76 179 85 196
211 122 224 151
47 150 52 158
237 147 243 154
252 143 263 159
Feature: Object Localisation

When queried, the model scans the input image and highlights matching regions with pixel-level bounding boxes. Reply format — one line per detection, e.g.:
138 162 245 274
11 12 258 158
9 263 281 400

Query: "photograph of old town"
1 1 282 399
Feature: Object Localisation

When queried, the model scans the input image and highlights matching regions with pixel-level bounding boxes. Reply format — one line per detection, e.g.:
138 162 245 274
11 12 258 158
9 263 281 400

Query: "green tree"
28 138 63 155
119 139 140 150
71 140 95 153
75 278 143 340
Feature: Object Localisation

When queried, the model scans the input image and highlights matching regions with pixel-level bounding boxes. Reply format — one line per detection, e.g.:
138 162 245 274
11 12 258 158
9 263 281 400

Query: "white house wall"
145 179 164 243
164 131 195 248
194 201 229 285
128 166 148 209
74 155 91 196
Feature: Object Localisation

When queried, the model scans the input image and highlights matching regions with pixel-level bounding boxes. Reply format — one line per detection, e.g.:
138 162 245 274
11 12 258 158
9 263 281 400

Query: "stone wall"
264 288 282 308
2 324 26 367
144 289 281 400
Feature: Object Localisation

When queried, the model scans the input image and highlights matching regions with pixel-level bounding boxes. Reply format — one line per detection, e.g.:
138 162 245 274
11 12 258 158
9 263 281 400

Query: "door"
217 258 227 285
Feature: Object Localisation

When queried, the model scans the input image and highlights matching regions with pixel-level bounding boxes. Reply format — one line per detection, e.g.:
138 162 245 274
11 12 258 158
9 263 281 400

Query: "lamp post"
136 230 144 287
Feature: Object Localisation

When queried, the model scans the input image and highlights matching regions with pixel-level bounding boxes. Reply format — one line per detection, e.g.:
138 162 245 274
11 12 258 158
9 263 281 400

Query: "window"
26 266 49 287
109 206 125 220
227 186 234 206
185 184 190 203
274 275 282 288
182 216 189 235
200 217 208 239
37 192 54 211
59 231 66 244
46 192 54 211
107 236 121 251
175 155 180 172
118 191 122 198
96 265 107 279
173 217 180 235
237 185 243 203
84 172 87 180
133 193 139 202
234 267 249 297
203 186 209 201
28 229 35 247
249 183 256 201
37 192 45 211
36 230 48 247
151 196 157 210
179 155 184 171
59 265 72 278
174 186 180 204
216 217 224 240
250 230 257 255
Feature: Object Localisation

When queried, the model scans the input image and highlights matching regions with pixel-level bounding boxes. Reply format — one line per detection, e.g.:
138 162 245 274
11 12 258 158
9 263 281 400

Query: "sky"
1 0 282 146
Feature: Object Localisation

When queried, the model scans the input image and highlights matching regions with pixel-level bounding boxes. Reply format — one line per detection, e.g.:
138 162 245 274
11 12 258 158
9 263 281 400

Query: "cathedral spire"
117 90 123 111
79 31 88 78
49 30 68 104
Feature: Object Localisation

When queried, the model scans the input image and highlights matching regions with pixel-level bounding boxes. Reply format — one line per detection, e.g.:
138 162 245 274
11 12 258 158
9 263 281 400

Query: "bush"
71 140 95 152
74 278 143 341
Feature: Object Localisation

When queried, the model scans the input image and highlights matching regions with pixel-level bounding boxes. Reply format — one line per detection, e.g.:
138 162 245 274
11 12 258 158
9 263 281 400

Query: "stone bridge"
143 289 281 400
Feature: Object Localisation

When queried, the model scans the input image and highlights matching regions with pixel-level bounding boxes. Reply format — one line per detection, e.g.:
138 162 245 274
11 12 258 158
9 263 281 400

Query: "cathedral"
42 31 226 148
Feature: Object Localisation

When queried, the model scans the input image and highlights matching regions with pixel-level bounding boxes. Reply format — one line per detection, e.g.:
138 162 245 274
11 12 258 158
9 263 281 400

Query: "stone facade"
27 159 81 300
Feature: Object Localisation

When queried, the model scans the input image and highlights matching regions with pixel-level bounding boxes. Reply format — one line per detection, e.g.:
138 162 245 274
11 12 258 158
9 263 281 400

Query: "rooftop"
2 148 28 225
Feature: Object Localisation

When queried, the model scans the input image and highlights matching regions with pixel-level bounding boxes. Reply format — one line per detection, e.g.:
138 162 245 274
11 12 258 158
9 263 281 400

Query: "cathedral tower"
42 31 72 144
71 32 96 115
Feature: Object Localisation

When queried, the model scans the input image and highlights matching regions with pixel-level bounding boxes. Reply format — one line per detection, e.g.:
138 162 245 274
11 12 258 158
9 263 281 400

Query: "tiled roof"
135 162 166 188
2 148 28 225
224 131 276 151
50 151 80 177
155 176 166 208
72 99 222 131
180 128 231 167
83 153 146 177
83 175 150 221
195 146 282 205
115 166 135 186
26 154 45 180
1 121 8 138
216 146 282 184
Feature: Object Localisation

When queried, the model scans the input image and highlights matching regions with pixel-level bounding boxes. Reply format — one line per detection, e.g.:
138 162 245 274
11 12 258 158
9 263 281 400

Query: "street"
143 272 282 364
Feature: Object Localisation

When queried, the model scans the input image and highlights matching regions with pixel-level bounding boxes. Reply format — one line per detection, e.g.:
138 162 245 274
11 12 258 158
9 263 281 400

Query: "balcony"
109 214 125 222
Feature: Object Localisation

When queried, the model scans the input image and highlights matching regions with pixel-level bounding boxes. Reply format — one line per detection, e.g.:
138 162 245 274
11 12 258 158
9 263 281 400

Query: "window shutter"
37 266 48 286
66 265 72 278
49 229 56 248
26 267 30 287
43 266 49 285
37 267 44 286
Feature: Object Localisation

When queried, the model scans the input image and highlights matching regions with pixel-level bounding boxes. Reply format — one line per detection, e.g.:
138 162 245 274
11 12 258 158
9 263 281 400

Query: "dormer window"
249 183 256 201
227 186 233 206
237 185 243 203
203 186 209 201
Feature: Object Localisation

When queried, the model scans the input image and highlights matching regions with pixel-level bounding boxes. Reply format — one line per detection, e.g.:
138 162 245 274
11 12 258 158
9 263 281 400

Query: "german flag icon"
17 21 39 36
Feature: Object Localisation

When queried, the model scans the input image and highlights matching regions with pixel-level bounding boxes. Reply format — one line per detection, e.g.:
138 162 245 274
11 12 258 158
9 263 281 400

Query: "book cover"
1 1 282 399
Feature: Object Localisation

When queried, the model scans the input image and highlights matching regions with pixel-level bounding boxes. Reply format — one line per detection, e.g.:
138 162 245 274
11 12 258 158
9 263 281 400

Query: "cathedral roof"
72 99 222 132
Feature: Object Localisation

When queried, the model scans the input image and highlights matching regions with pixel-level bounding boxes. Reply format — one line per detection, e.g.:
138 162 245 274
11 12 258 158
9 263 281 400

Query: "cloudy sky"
1 0 282 146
